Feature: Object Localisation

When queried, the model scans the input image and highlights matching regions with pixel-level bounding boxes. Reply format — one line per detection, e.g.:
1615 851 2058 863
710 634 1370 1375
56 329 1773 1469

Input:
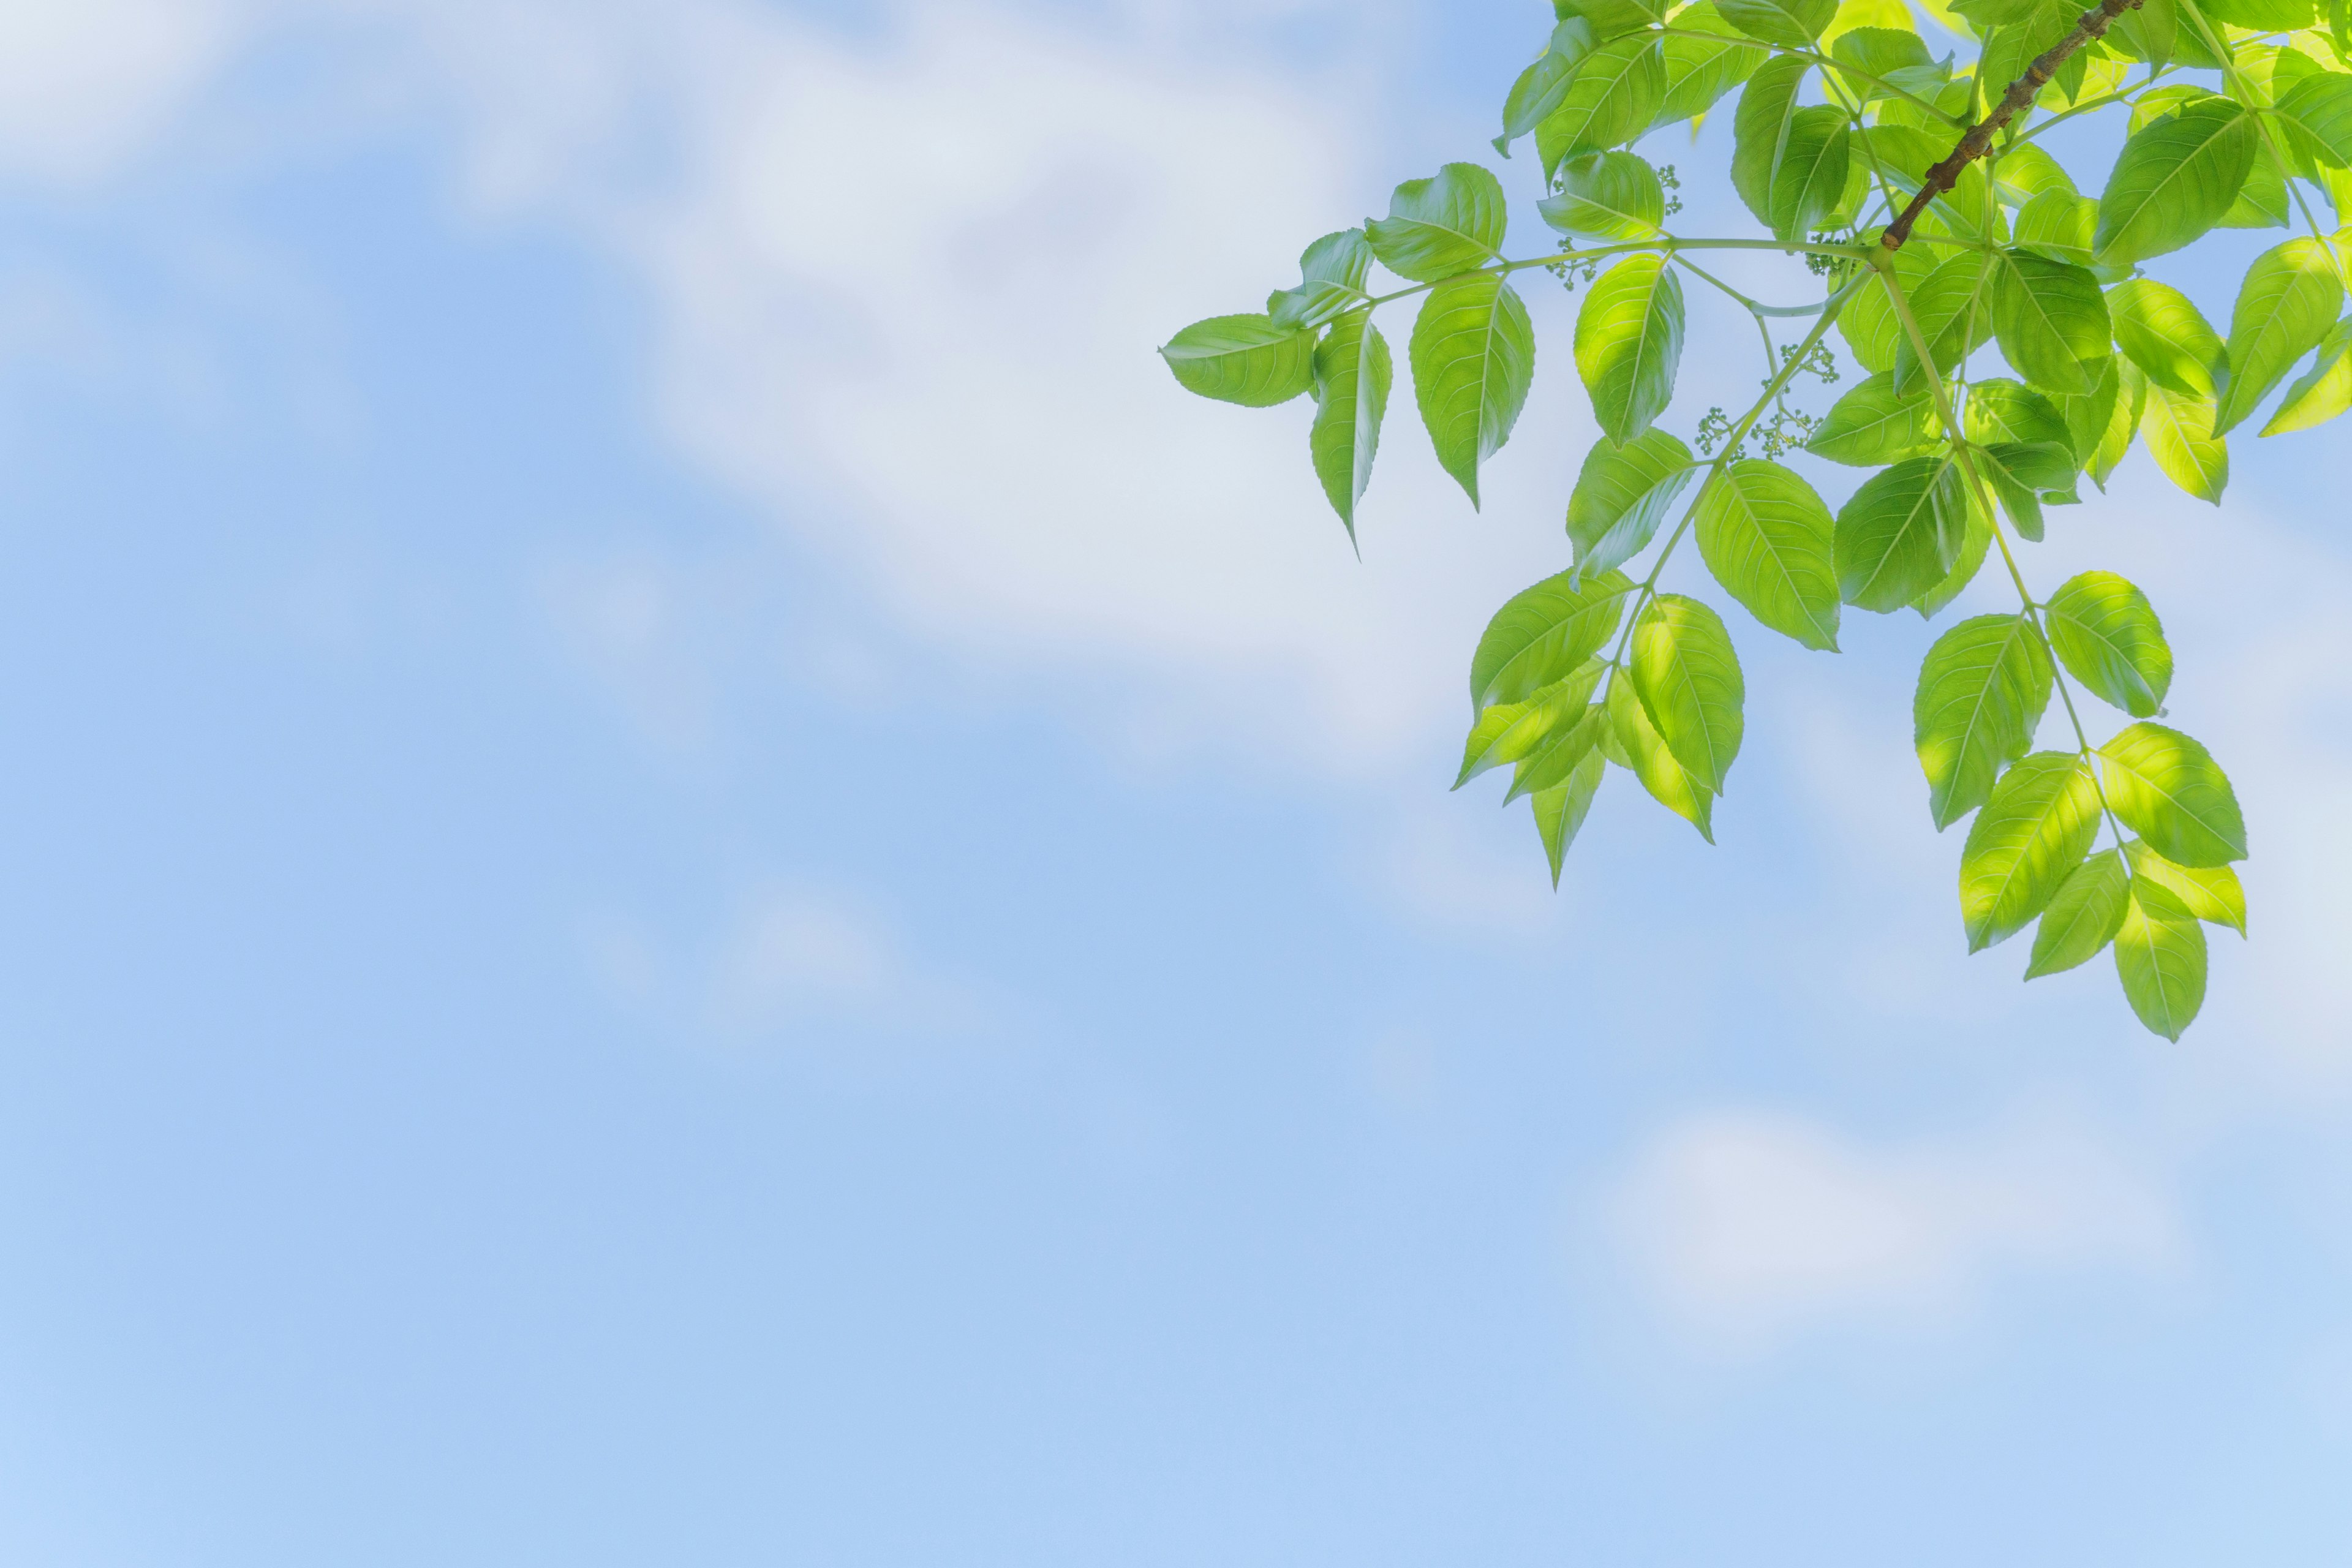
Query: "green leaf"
2199 0 2313 27
1539 34 1667 178
2013 189 2103 270
1992 141 2077 206
2093 99 2258 265
1269 230 1374 331
1575 254 1686 445
1991 249 2111 395
2111 0 2178 67
2026 849 2132 978
2218 237 2346 434
2052 355 2123 469
1959 750 2103 952
1964 378 2071 448
2124 839 2248 934
1806 371 1940 465
1510 701 1611 802
1309 308 1393 540
1911 492 1991 617
1161 314 1319 407
1558 0 1670 39
1893 250 1996 398
1836 454 1970 612
1719 0 1837 47
1411 274 1536 507
1654 1 1764 128
1631 594 1746 793
1534 747 1610 886
1839 244 1936 375
1539 151 1666 240
2219 142 2291 232
1695 459 1842 650
1499 18 1602 153
1979 0 2086 112
1471 569 1637 712
2272 70 2352 169
2097 722 2248 868
1829 26 1942 106
2261 318 2352 434
1607 671 1717 840
1764 107 1852 241
1567 430 1697 581
1456 659 1608 787
2114 878 2207 1039
1366 164 1508 282
1732 55 1810 227
2139 380 2229 503
2108 278 2226 398
2089 356 2147 486
1978 442 2074 541
1913 611 2055 829
2045 570 2172 718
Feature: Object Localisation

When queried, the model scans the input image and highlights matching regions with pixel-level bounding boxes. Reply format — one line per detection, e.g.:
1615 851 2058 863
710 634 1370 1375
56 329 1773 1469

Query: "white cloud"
1610 1107 2181 1350
0 0 243 183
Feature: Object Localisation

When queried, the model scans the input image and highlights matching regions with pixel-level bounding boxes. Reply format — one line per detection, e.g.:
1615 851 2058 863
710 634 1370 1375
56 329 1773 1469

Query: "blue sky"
0 0 2348 1562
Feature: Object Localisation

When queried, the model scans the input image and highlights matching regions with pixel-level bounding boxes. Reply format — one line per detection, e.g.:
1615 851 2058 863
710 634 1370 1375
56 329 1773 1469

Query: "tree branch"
1881 0 2146 252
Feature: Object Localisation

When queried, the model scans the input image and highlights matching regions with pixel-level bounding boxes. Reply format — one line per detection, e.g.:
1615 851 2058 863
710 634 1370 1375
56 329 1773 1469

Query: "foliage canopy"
1159 0 2352 1039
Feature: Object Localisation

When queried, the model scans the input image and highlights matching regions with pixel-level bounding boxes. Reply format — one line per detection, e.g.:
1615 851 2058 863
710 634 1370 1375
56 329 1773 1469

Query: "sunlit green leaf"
1768 107 1853 241
2097 722 2248 868
1510 701 1611 803
1655 1 1765 128
1558 0 1670 39
1412 274 1535 507
1807 372 1940 465
1959 750 2103 952
1471 568 1637 712
2051 355 2122 469
2013 189 2102 270
2108 277 2226 397
1911 491 1991 617
1991 249 2111 394
1456 658 1608 787
1914 611 2054 829
1731 55 1810 228
2124 839 2248 934
1539 34 1668 178
1893 250 1996 398
1695 459 1842 650
2026 848 2130 978
2199 0 2313 29
1839 244 1936 375
1719 0 1837 47
2089 356 2147 486
2272 70 2352 168
1575 254 1685 445
1540 151 1667 240
1498 18 1602 154
2114 878 2206 1039
1631 594 1746 793
2219 143 2291 231
1836 454 1970 612
1534 747 1610 886
2093 99 2258 265
2261 318 2352 434
1567 429 1698 581
2217 237 2346 434
1965 378 2071 448
2045 570 2172 718
1161 314 1318 406
1270 230 1373 331
1993 141 2077 206
2139 380 2229 502
1366 164 1508 282
1310 308 1393 540
1608 670 1717 840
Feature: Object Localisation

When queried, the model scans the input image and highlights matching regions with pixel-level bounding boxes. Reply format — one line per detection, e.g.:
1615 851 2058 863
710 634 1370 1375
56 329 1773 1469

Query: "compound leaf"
1471 568 1637 712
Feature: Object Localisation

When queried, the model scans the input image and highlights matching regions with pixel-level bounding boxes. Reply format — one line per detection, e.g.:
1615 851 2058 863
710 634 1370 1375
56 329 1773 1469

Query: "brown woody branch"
1880 0 2146 252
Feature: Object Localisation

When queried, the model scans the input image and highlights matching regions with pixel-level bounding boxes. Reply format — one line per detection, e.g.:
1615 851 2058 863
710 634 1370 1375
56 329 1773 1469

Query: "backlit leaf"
1269 230 1373 331
1471 569 1637 712
1567 429 1698 581
1366 164 1508 282
2124 839 2248 935
2044 570 2172 718
2114 878 2207 1039
2261 319 2352 434
1694 459 1843 650
1575 254 1686 445
2139 381 2228 503
1161 314 1318 406
1539 34 1667 178
2217 237 2346 434
2097 722 2248 867
1991 249 2111 394
1534 748 1610 886
1914 611 2054 829
1608 670 1717 840
1499 18 1602 153
1456 658 1608 787
1806 372 1940 465
1412 273 1536 507
1631 594 1747 793
1540 151 1667 240
2093 99 2258 265
2108 277 2225 397
2026 849 2130 978
1654 1 1764 127
1310 308 1393 539
1893 250 1996 398
1719 0 1837 47
1959 750 2103 951
1836 454 1970 612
